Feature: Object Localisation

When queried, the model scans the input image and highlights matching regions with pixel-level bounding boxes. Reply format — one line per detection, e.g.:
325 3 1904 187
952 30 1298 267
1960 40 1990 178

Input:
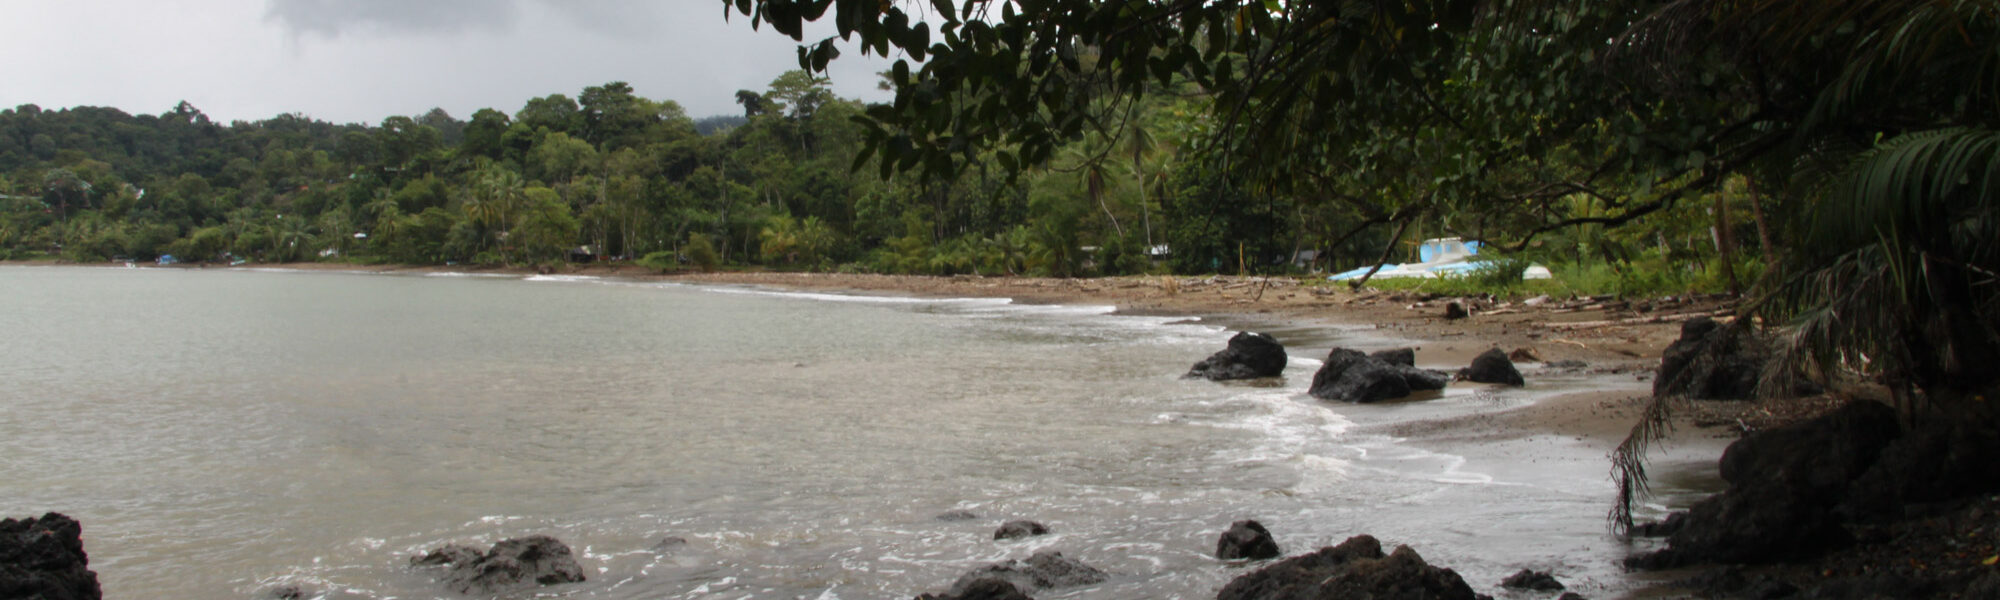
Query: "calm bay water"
0 267 1711 599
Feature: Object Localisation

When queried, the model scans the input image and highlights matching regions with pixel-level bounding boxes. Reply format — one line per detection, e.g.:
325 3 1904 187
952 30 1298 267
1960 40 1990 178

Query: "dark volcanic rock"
1187 332 1290 381
947 551 1107 594
918 577 1037 600
417 535 586 595
1457 348 1525 386
1653 317 1770 400
1499 569 1565 591
1839 419 2000 520
993 520 1050 540
0 512 101 600
411 543 483 567
1631 401 1901 567
1215 534 1477 600
1310 348 1451 403
1370 348 1417 367
1216 520 1281 560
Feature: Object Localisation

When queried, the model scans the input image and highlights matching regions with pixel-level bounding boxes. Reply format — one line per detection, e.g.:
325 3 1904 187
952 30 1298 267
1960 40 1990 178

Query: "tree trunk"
1712 191 1741 295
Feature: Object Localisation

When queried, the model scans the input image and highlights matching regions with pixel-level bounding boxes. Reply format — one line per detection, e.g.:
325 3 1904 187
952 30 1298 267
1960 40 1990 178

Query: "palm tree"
1607 0 2000 535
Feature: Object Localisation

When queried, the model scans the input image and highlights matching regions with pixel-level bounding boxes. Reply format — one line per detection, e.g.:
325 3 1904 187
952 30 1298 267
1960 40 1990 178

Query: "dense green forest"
2 71 1762 291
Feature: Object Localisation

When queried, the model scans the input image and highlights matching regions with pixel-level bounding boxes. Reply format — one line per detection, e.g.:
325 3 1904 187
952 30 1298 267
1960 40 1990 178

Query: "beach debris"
994 520 1050 540
917 576 1036 600
0 512 101 600
945 550 1107 594
1457 348 1526 386
1215 535 1477 600
1216 520 1282 561
1442 300 1470 320
1185 332 1289 381
262 584 310 599
1500 568 1566 591
1309 348 1451 403
414 535 586 595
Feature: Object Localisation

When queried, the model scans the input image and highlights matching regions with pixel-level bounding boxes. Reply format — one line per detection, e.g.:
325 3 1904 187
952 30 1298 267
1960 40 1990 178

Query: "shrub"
636 250 679 272
685 233 720 272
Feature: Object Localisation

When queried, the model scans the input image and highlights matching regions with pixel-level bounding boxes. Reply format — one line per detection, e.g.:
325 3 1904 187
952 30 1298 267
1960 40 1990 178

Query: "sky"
0 0 897 125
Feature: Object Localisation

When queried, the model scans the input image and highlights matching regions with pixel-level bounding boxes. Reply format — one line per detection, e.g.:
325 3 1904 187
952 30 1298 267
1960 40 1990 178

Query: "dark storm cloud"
264 0 520 37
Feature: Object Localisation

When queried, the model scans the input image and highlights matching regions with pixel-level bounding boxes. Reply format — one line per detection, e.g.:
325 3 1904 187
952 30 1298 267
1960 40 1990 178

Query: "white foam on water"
522 274 603 283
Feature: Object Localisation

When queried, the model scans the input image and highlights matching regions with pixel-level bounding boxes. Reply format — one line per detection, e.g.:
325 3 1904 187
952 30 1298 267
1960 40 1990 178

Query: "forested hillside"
2 65 1759 287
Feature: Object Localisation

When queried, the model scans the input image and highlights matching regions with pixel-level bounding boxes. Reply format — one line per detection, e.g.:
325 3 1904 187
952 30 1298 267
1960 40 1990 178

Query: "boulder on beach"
1187 332 1289 381
1499 569 1565 591
946 550 1107 594
1216 520 1281 561
1653 317 1770 400
1628 401 1902 568
993 520 1050 540
414 535 586 595
1310 348 1450 403
1215 534 1477 600
1457 348 1525 386
1370 348 1417 367
0 512 101 600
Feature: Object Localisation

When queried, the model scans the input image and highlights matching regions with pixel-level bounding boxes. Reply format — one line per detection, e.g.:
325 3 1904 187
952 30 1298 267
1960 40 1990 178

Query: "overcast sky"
0 0 896 125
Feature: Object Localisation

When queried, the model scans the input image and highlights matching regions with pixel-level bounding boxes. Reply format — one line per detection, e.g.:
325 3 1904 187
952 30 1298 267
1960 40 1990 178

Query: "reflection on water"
0 267 1710 599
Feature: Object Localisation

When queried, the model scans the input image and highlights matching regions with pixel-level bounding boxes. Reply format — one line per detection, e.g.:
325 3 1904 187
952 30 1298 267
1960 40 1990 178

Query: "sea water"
0 267 1713 599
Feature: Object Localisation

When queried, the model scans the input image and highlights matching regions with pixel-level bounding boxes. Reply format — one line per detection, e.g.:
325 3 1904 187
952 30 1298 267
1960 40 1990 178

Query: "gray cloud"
264 0 520 37
265 0 679 39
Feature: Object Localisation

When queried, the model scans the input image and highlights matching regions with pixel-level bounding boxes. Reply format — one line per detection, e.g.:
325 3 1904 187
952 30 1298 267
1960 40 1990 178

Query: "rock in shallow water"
0 512 101 600
917 576 1036 600
993 520 1050 540
1457 348 1525 386
946 550 1108 594
1309 348 1451 403
1216 520 1281 560
1499 568 1565 591
1215 534 1477 600
414 535 586 595
1186 332 1289 381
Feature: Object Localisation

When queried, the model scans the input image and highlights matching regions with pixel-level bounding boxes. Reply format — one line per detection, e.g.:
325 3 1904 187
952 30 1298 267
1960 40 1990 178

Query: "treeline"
0 72 1763 285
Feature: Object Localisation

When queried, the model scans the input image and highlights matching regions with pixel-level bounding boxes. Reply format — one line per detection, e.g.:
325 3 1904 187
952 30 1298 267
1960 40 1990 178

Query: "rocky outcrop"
1629 401 1902 567
1839 419 2000 521
414 535 586 595
1215 535 1476 600
1456 348 1524 386
0 512 101 600
1653 317 1769 400
1309 348 1450 403
1499 569 1565 591
946 551 1107 595
1187 332 1289 381
1216 520 1281 560
993 520 1050 540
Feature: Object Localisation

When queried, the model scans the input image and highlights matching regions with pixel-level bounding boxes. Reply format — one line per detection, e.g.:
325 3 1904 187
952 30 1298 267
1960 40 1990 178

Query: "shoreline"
11 260 1770 599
